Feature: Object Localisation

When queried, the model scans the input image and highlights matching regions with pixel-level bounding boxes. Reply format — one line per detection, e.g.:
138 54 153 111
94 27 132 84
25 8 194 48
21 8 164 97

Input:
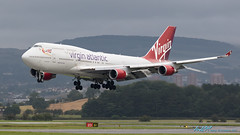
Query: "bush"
22 113 29 120
4 114 16 120
211 114 219 122
24 109 33 115
111 115 120 120
139 115 151 122
219 117 227 122
32 113 53 121
50 109 63 115
236 118 240 122
64 110 81 115
199 118 203 123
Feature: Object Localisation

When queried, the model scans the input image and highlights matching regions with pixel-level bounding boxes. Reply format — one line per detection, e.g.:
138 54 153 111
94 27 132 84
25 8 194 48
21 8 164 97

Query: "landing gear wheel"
74 81 78 86
74 78 82 90
110 80 114 85
104 80 116 90
75 85 83 90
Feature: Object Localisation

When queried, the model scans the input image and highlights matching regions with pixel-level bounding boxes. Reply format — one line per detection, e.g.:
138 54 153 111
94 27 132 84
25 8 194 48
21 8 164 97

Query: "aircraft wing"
71 50 232 80
173 50 232 65
130 50 232 69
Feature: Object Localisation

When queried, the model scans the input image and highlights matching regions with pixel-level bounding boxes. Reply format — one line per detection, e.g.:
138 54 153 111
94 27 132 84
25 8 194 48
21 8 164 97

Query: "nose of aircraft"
21 50 30 64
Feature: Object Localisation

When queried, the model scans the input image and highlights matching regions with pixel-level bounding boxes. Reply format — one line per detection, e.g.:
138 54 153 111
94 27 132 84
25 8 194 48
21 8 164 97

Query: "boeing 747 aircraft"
22 26 232 90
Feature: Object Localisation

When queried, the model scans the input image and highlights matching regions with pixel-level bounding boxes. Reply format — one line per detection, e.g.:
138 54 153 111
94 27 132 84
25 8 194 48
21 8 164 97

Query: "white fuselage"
22 42 152 77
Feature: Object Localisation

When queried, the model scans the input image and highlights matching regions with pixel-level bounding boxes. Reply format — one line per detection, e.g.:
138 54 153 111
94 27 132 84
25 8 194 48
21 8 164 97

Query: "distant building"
173 74 183 87
210 73 224 85
187 73 197 86
0 106 5 116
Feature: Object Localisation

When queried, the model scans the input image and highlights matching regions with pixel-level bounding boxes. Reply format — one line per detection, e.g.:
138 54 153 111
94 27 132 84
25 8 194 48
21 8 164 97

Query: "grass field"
0 132 238 135
0 120 239 135
0 119 238 129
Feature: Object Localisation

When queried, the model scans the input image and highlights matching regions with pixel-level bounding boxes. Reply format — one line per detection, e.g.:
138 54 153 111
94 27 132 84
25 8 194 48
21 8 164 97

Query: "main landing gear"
90 80 116 90
103 80 116 90
73 78 116 90
74 79 83 90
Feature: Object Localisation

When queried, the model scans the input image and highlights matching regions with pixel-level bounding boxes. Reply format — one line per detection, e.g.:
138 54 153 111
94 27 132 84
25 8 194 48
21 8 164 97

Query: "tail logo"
143 26 176 62
151 40 172 61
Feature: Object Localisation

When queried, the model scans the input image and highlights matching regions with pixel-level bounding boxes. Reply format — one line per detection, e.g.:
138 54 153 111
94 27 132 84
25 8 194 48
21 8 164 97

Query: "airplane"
22 26 232 90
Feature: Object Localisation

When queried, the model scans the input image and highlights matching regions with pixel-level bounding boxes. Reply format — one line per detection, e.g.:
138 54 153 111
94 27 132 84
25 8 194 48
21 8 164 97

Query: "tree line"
81 80 240 118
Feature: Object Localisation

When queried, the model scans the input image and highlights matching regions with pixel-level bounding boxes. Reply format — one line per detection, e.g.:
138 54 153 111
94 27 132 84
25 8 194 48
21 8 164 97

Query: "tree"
32 97 49 111
28 92 49 111
29 92 40 102
3 104 20 120
85 88 100 99
67 90 83 101
81 81 240 118
24 109 33 115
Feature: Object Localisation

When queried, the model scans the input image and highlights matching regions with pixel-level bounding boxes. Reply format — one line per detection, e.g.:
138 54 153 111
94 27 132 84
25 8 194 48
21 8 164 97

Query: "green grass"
57 115 81 119
0 123 188 129
0 132 239 135
0 119 239 129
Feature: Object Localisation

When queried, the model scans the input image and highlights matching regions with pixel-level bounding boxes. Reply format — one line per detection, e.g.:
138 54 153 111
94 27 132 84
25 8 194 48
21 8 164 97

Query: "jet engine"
158 65 176 76
109 69 127 80
30 69 56 81
42 72 56 80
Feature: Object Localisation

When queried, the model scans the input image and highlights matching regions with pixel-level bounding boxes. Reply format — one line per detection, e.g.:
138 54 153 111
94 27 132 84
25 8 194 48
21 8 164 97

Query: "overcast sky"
0 0 239 49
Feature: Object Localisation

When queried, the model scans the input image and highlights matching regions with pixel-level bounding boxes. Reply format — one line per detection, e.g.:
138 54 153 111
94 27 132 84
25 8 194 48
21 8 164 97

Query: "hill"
0 35 239 103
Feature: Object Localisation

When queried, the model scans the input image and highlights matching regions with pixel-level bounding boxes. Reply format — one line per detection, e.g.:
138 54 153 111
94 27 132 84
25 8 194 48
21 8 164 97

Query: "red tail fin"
143 26 176 62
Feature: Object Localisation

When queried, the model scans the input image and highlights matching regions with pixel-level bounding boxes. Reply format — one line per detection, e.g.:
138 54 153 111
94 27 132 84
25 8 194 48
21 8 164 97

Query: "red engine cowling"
109 69 127 80
158 65 176 76
42 72 56 80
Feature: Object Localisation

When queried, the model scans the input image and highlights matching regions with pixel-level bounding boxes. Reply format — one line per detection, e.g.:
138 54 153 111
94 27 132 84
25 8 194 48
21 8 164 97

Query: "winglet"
225 50 232 56
218 50 232 58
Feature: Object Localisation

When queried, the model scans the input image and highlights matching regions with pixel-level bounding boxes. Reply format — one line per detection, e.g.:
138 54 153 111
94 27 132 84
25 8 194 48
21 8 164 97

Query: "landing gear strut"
36 71 43 83
74 79 82 90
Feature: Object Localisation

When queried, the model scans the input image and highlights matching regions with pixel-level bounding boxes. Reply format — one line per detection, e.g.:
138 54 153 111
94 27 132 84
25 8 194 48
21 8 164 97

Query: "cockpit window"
33 45 42 47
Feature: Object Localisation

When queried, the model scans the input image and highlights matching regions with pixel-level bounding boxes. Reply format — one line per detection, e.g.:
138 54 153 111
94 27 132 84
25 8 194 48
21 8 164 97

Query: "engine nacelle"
30 69 56 81
158 65 176 76
109 69 127 80
42 72 56 80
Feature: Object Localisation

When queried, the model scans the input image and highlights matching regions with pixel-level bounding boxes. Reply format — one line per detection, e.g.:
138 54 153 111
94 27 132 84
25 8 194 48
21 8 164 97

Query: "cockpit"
33 45 42 47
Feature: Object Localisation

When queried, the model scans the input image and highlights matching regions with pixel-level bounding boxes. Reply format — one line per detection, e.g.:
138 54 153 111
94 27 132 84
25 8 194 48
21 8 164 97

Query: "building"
210 73 224 85
173 74 183 87
187 73 197 86
0 106 5 116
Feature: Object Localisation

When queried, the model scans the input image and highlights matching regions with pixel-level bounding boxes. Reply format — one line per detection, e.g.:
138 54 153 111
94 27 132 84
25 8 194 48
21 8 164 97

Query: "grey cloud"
0 0 239 48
